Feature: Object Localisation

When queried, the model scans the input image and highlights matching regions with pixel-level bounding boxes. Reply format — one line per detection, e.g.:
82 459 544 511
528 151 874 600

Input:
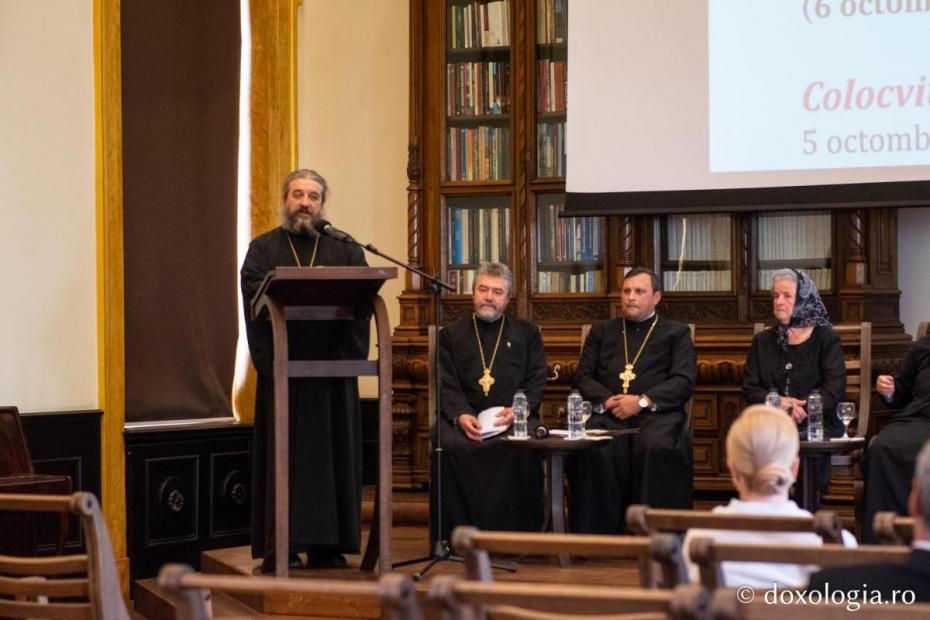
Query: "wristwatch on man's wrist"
637 396 650 410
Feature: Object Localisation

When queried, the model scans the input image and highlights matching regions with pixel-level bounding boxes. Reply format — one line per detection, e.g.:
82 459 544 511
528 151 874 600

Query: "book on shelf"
447 126 510 180
536 59 566 113
449 0 510 50
536 0 567 45
536 122 565 177
448 206 509 267
447 61 511 117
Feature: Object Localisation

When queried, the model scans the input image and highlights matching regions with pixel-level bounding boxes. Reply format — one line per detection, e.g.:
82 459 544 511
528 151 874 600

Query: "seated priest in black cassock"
433 262 546 544
240 168 369 571
861 333 930 542
567 267 697 534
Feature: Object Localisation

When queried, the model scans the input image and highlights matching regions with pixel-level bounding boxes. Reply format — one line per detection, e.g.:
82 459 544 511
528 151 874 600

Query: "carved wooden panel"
691 395 717 431
660 299 739 323
532 301 610 322
693 438 719 474
145 454 199 546
209 451 250 538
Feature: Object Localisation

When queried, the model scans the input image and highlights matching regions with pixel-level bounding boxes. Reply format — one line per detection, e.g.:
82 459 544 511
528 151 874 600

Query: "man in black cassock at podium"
568 267 696 534
241 169 368 571
434 262 546 544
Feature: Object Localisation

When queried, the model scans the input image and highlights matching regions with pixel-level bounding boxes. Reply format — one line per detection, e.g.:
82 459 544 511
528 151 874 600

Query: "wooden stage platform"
134 523 642 619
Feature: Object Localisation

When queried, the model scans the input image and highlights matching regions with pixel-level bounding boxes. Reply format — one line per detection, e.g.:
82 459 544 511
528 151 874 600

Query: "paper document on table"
549 429 612 441
477 406 508 439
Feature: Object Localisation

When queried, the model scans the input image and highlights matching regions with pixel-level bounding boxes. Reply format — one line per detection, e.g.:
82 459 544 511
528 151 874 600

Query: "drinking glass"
837 402 856 440
581 401 593 425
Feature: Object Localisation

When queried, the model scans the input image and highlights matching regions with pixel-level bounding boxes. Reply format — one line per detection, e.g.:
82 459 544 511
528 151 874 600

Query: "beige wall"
0 0 97 412
296 0 409 396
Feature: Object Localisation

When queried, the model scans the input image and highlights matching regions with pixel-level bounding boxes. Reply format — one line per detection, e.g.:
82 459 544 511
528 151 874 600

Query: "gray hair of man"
771 268 798 287
473 262 514 297
914 440 930 534
281 168 329 204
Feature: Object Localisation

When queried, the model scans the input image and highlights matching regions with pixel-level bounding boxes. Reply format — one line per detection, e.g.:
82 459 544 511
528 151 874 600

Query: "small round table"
796 437 865 511
502 429 639 566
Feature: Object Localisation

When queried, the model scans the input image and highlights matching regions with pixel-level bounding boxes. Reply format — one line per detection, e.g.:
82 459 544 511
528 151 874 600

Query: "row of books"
448 269 479 295
663 270 733 292
759 268 832 291
537 122 566 177
448 206 510 266
538 269 604 293
447 126 511 181
537 59 566 112
537 202 603 262
446 61 511 117
449 0 510 50
664 215 731 261
536 0 567 44
757 213 832 261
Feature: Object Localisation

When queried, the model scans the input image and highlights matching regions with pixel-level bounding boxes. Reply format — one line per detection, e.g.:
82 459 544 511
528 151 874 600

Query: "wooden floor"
134 522 642 619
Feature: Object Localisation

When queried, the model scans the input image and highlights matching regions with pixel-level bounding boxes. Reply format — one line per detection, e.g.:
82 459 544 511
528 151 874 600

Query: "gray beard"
281 209 322 236
474 306 503 322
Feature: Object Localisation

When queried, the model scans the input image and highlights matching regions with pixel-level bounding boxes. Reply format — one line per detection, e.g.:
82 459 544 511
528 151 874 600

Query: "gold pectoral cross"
619 364 637 394
479 368 495 396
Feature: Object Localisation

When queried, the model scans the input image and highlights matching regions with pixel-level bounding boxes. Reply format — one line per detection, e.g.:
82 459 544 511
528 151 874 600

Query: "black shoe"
259 553 303 573
307 552 347 568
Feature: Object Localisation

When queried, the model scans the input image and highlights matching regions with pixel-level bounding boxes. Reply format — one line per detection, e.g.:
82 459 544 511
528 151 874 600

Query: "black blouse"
743 325 847 437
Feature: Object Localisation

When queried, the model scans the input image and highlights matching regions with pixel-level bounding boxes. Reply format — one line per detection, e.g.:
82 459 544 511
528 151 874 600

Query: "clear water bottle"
567 390 584 439
765 390 781 410
807 390 824 441
512 390 528 439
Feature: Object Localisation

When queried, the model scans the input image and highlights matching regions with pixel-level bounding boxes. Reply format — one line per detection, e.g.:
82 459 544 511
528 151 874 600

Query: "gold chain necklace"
472 313 506 396
286 232 320 267
619 315 659 394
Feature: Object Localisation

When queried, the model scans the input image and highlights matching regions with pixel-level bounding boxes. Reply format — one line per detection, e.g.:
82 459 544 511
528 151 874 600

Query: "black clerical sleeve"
644 322 697 411
889 335 930 409
438 325 477 424
240 236 275 376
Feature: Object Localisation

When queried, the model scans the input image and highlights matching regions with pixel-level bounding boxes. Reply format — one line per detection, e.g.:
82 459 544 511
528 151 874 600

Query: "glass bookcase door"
445 0 512 182
756 211 832 291
446 195 511 294
535 194 605 293
535 0 567 178
661 214 732 292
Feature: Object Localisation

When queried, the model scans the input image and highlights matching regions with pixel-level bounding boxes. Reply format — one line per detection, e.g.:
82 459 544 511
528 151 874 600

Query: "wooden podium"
251 266 397 576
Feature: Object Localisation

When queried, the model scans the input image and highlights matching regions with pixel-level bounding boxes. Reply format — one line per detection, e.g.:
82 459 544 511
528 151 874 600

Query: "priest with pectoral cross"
567 267 697 534
433 262 547 545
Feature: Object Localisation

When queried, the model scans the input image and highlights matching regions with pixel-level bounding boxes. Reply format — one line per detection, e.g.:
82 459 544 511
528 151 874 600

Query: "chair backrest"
751 322 872 439
157 565 421 620
873 512 915 545
709 587 930 619
452 526 687 588
0 406 34 475
0 492 129 620
918 322 929 340
688 537 910 590
625 504 844 544
579 323 696 431
427 576 707 620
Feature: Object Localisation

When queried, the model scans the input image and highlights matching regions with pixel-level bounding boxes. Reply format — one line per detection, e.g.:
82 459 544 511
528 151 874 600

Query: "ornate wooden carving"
532 302 610 322
660 300 740 322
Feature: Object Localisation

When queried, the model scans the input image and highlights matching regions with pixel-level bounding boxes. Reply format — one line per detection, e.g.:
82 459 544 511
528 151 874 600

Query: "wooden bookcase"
392 0 913 504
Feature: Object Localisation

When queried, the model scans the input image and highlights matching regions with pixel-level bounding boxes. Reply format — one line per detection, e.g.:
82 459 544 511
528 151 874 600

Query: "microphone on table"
313 218 356 243
533 425 550 439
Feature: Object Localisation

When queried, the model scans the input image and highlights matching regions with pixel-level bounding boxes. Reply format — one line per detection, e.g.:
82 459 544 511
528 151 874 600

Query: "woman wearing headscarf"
743 269 847 490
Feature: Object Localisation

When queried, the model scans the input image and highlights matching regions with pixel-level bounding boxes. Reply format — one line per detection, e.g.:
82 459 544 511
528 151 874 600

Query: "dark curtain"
122 1 241 421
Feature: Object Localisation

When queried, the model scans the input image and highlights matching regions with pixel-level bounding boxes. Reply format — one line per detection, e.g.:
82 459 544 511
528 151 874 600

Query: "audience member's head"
909 439 930 541
727 405 800 500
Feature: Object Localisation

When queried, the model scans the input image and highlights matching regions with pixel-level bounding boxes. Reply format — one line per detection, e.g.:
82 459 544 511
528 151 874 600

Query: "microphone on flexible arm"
313 218 356 244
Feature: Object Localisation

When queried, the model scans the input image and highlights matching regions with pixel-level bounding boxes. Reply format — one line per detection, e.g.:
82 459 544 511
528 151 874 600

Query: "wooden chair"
626 504 844 543
0 406 72 555
687 537 910 589
157 564 421 620
750 322 872 440
917 322 929 339
0 492 129 619
426 576 708 620
452 526 687 588
873 511 915 545
579 323 696 430
708 586 930 619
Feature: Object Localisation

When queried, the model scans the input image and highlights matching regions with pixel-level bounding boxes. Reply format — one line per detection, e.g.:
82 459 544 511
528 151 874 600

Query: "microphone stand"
330 232 517 579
